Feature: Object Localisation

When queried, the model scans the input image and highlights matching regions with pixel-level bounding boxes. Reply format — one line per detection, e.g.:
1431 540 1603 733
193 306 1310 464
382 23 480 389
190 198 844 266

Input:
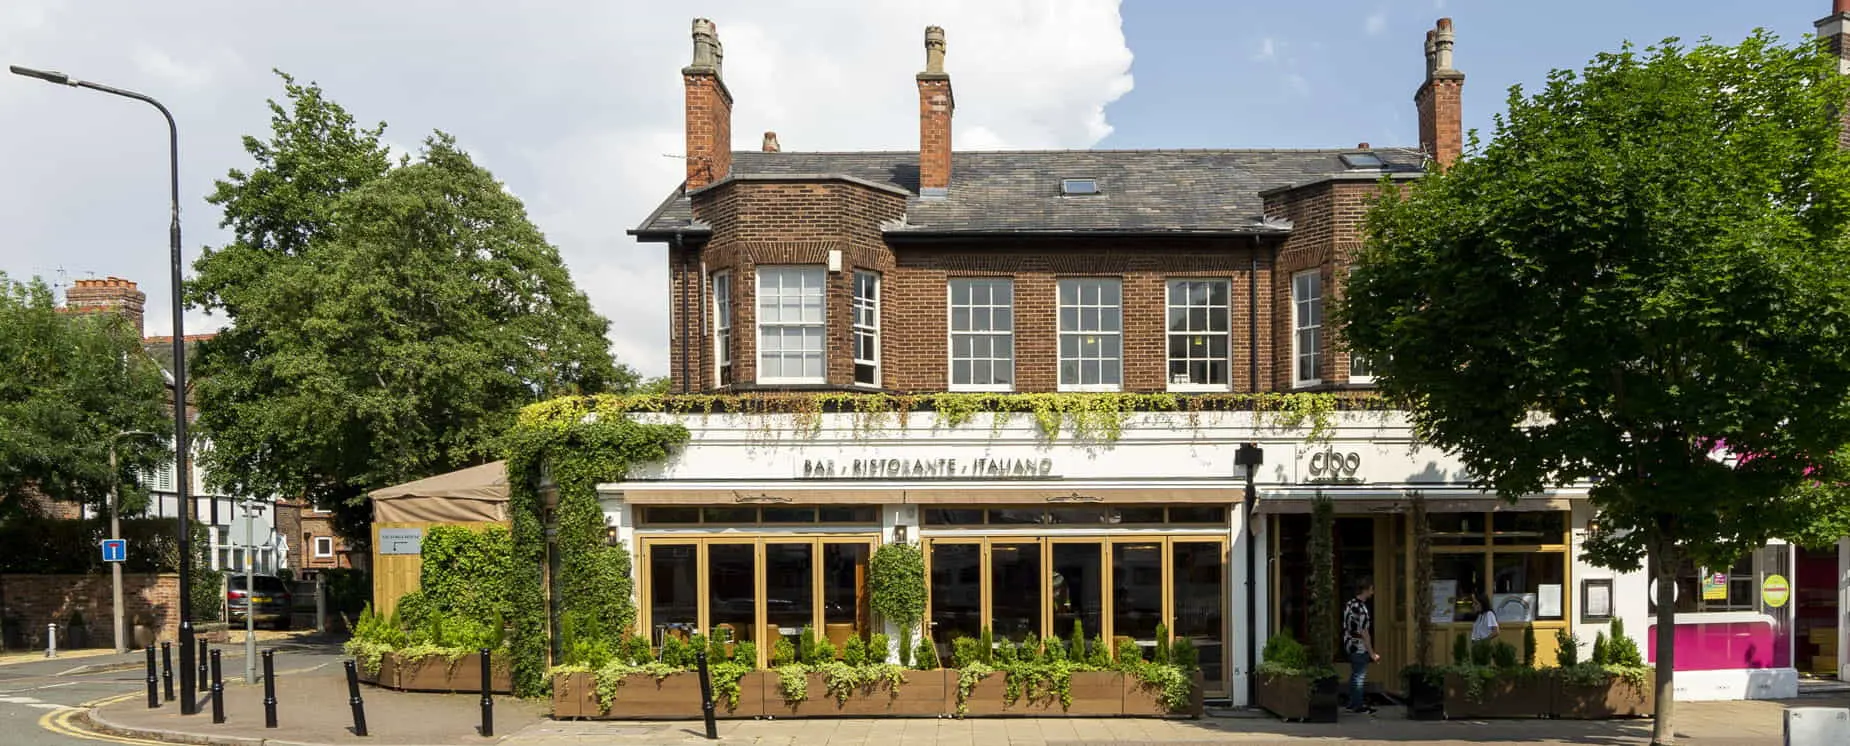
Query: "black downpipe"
1244 240 1261 707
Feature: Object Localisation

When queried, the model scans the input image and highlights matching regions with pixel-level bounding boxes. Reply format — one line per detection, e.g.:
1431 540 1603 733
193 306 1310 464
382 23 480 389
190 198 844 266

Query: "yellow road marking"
39 706 168 745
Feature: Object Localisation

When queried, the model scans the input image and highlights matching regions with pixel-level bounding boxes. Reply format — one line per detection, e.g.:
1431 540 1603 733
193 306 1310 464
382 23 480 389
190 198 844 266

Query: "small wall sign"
378 528 425 556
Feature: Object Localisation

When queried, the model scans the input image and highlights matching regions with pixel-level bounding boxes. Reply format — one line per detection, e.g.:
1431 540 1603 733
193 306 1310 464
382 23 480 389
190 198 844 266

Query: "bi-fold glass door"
923 536 1228 695
640 536 876 668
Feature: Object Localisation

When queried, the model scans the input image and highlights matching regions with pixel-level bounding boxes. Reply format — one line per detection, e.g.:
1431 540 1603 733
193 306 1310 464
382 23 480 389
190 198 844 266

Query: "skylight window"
1340 152 1385 170
1061 178 1100 196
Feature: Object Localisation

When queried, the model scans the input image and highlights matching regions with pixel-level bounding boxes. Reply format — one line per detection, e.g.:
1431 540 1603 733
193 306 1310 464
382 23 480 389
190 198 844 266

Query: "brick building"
598 17 1608 709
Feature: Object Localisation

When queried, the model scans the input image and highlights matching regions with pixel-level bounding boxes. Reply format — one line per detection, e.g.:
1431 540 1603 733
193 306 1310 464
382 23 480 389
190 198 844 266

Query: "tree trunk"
1651 539 1678 745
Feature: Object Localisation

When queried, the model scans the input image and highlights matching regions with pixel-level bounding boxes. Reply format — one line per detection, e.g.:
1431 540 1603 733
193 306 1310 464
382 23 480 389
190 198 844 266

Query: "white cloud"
0 1 1134 377
1253 37 1277 62
1366 11 1388 36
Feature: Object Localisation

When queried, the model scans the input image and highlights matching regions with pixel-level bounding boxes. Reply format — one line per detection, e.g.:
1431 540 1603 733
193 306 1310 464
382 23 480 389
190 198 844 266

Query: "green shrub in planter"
913 635 940 670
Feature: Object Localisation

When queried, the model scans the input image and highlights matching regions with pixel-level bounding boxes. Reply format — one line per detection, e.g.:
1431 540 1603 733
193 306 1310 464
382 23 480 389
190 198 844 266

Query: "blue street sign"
101 539 127 563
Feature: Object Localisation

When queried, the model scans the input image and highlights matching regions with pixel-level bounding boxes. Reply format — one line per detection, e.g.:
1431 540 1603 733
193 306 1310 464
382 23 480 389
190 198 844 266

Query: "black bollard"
343 661 369 737
695 651 717 740
197 639 208 693
145 646 159 709
209 649 225 724
477 648 494 737
262 650 277 729
161 641 174 702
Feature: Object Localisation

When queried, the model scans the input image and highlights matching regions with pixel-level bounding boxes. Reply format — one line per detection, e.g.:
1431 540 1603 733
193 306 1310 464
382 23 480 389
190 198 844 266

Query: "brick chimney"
64 276 146 335
762 131 781 152
1818 1 1850 148
917 26 954 198
684 18 732 190
1414 18 1465 169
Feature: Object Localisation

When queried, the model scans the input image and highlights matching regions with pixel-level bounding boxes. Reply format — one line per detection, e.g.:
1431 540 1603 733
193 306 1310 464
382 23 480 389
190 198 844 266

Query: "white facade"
598 409 1602 705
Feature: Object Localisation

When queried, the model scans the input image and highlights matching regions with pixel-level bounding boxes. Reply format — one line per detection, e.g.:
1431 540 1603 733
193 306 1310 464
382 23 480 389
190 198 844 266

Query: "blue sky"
1103 0 1833 150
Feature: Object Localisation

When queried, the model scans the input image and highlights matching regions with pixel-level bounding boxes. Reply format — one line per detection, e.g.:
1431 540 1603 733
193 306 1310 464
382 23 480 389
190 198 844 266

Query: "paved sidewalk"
503 693 1850 746
82 679 1850 746
88 663 544 745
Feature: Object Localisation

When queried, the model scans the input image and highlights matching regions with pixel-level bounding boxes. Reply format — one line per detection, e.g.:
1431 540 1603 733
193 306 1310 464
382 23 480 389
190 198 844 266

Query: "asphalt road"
0 640 347 746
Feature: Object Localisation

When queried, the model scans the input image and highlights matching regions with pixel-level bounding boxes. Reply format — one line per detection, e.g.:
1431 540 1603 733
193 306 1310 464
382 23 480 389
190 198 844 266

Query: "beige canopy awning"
619 485 1240 506
370 461 510 524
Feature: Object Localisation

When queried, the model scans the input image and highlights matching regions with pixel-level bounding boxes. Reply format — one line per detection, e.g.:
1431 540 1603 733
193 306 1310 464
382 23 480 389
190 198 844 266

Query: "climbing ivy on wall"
565 390 1372 442
501 396 690 697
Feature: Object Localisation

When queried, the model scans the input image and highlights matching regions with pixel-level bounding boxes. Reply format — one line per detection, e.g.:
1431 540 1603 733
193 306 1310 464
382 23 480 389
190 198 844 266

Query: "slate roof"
632 148 1426 238
141 334 212 386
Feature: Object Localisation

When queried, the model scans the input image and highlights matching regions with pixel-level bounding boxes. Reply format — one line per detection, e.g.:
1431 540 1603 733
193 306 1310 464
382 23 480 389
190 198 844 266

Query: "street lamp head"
9 65 72 86
1234 442 1265 468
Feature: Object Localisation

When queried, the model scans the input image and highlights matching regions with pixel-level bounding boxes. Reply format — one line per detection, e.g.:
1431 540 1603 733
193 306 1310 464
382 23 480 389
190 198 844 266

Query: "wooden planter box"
1553 675 1654 719
382 652 512 694
1255 672 1339 723
773 671 946 717
1442 672 1550 719
554 670 772 719
1403 671 1445 721
1123 670 1205 718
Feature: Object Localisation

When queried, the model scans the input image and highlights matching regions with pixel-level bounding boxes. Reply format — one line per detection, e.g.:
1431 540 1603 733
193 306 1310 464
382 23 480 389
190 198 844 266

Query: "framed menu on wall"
1581 578 1613 623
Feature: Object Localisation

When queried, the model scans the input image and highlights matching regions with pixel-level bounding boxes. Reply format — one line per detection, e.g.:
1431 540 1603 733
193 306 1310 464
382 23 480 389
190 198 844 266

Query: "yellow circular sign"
1762 574 1790 608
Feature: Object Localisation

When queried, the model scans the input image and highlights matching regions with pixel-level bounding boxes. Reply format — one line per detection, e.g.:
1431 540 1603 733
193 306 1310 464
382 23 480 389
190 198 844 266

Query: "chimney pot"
924 26 947 75
762 132 780 152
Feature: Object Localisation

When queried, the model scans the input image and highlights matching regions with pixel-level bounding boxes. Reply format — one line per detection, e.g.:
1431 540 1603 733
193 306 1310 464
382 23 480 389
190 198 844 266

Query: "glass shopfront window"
921 535 1229 693
930 543 983 648
650 544 699 643
1429 510 1570 623
640 537 877 667
708 543 757 646
1051 542 1103 644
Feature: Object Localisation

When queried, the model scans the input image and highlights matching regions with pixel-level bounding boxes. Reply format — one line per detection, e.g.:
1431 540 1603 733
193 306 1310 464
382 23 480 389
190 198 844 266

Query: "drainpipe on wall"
1245 239 1262 707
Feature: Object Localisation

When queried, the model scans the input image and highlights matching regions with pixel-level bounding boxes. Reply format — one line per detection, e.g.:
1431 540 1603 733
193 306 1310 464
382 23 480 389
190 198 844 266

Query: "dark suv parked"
227 574 293 630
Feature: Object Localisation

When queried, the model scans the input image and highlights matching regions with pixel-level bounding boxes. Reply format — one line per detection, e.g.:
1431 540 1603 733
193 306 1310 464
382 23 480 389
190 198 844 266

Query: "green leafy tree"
1342 32 1850 743
0 274 169 517
190 74 635 545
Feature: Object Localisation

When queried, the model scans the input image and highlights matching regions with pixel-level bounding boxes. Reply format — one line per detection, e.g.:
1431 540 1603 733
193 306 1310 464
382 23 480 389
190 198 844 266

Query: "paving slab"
90 663 543 745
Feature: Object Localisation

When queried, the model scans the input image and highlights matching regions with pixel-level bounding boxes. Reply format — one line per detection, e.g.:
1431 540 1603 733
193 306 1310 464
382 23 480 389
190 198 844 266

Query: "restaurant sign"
799 456 1057 480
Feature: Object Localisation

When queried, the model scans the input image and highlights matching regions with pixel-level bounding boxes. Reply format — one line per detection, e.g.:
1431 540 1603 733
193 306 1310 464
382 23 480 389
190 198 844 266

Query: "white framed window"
313 536 334 558
1058 278 1123 391
1349 353 1375 384
1166 279 1231 391
853 271 880 386
755 266 826 384
1292 269 1323 387
712 271 732 385
948 279 1014 391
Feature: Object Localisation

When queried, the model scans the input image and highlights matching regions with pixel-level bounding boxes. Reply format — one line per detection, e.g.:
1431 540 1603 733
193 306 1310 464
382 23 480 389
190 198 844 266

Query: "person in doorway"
1342 577 1380 714
1470 594 1501 642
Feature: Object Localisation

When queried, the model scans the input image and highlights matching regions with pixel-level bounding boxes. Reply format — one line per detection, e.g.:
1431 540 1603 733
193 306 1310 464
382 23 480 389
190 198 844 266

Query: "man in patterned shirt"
1341 577 1379 714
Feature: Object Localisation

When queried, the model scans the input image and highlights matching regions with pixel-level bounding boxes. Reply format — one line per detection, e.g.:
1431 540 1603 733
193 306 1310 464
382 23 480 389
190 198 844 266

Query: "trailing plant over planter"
503 396 690 696
554 391 1370 443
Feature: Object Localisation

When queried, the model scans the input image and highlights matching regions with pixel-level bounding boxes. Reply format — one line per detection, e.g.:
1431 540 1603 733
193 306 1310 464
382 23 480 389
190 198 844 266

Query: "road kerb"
79 705 499 746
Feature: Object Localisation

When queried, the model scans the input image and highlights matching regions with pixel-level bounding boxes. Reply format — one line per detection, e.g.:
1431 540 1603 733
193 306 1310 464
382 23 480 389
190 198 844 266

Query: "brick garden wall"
0 573 181 650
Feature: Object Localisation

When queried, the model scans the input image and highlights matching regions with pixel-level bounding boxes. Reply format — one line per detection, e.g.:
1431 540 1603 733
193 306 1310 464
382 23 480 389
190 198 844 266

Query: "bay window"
756 266 826 384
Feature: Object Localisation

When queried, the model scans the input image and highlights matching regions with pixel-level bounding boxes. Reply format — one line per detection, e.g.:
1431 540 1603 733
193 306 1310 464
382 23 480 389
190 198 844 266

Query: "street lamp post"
1234 442 1264 708
108 431 158 654
11 64 200 715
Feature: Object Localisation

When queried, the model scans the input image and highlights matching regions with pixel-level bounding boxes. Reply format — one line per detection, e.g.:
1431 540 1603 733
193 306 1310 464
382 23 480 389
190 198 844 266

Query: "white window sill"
1292 379 1323 390
1348 376 1377 385
755 378 828 386
948 384 1014 393
1167 383 1232 394
1058 385 1124 393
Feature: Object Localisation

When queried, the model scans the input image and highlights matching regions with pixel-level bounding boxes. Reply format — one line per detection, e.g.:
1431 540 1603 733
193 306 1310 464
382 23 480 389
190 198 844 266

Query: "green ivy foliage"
420 524 515 625
869 542 925 640
502 396 690 696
